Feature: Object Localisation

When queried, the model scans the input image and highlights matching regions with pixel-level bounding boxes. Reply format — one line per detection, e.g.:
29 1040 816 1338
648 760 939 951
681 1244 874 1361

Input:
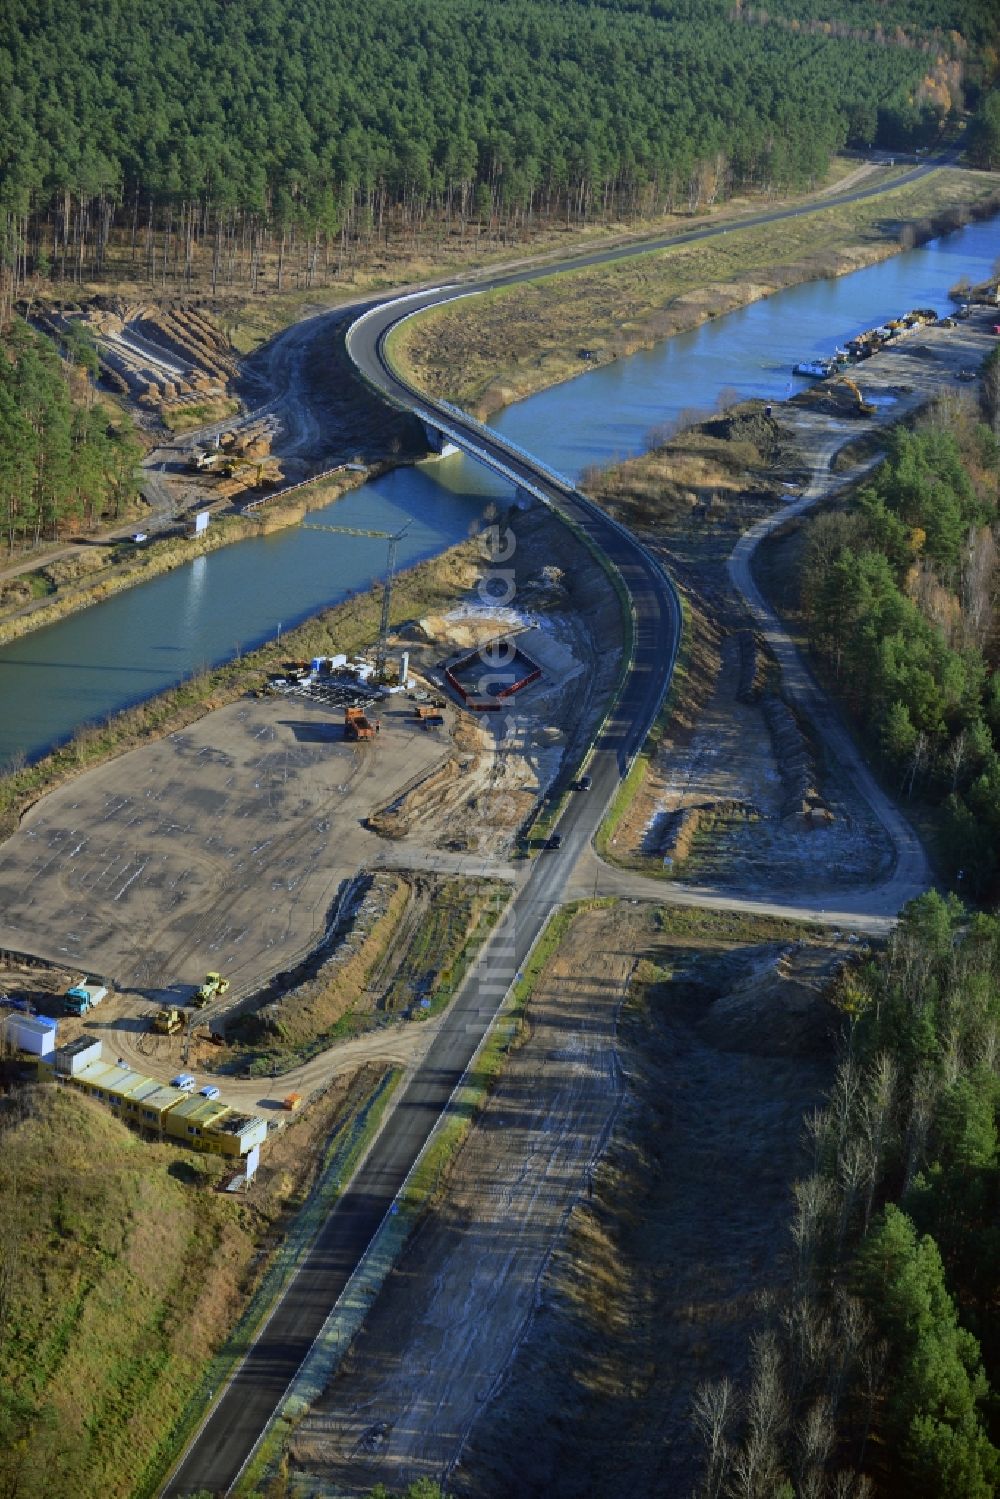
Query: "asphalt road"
163 158 949 1495
348 153 944 335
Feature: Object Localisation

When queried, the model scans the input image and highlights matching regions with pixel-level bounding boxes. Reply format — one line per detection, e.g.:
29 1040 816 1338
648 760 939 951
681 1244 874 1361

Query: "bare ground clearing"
0 694 494 1112
0 698 489 1103
631 628 894 895
594 312 999 894
0 499 620 1108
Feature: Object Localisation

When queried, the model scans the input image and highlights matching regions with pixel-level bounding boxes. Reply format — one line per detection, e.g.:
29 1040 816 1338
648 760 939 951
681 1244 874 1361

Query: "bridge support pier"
420 421 459 458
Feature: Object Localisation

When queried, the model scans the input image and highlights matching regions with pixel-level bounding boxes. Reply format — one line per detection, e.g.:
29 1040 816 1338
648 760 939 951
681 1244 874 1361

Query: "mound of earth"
697 944 844 1057
701 407 791 461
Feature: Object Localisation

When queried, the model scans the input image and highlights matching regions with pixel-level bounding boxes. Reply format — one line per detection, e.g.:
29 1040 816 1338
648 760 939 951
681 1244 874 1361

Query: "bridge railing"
433 396 577 492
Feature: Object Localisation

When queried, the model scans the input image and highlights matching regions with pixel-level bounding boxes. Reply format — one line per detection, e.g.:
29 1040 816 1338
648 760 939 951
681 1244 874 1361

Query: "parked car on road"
171 1073 196 1092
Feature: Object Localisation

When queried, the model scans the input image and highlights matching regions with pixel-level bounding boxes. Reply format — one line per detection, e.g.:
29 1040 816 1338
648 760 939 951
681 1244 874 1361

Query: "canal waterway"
1 212 998 770
493 213 1000 474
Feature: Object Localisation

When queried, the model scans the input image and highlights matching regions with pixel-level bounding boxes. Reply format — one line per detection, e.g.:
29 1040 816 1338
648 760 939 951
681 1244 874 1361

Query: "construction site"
0 489 622 1111
18 295 427 567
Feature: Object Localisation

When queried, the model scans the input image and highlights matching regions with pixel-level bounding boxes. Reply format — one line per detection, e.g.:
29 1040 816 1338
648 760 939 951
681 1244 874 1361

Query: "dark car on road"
544 834 563 850
576 775 593 791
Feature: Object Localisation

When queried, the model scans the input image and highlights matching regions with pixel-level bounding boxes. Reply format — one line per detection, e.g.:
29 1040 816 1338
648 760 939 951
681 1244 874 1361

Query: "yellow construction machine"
191 972 230 1008
153 1005 184 1035
839 377 876 417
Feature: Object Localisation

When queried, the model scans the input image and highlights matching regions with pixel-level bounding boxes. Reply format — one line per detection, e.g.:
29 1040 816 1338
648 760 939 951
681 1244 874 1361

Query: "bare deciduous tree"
835 1137 870 1257
732 1331 789 1497
790 1176 834 1287
831 1291 871 1418
975 1018 999 1076
781 1295 832 1404
692 1378 738 1499
829 1059 861 1151
902 1068 937 1194
857 1338 889 1470
905 730 930 799
858 1053 897 1235
832 1471 874 1499
802 1106 836 1174
946 728 969 793
797 1396 835 1483
960 526 998 649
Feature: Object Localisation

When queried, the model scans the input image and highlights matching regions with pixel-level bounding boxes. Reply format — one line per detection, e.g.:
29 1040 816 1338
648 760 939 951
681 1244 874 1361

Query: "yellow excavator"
838 377 876 417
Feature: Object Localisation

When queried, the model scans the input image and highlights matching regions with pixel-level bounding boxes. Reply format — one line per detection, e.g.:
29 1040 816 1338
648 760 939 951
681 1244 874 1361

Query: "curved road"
224 151 948 495
163 163 944 1495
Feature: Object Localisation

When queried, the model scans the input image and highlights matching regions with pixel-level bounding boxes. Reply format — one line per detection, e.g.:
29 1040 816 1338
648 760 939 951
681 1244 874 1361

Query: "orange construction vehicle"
414 704 445 727
344 705 380 741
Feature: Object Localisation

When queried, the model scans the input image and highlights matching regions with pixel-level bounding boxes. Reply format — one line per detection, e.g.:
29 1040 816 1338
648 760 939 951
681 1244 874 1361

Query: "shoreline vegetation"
387 169 1000 417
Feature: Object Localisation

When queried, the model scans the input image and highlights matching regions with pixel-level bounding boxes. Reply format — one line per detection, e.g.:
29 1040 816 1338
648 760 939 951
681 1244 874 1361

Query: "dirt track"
281 907 840 1499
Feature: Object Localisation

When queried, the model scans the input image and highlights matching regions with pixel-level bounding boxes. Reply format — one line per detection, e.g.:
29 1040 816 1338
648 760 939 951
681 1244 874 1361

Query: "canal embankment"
0 465 382 650
389 168 1000 418
0 535 482 838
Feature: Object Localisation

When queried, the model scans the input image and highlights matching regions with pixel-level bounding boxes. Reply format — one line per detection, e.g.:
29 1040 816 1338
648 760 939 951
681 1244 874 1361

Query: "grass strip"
138 1065 402 1499
390 172 1000 416
594 589 691 867
400 900 586 1207
412 884 505 1022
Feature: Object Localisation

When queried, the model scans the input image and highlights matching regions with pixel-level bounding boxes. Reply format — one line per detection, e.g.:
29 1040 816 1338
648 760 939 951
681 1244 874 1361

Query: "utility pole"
301 522 409 681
